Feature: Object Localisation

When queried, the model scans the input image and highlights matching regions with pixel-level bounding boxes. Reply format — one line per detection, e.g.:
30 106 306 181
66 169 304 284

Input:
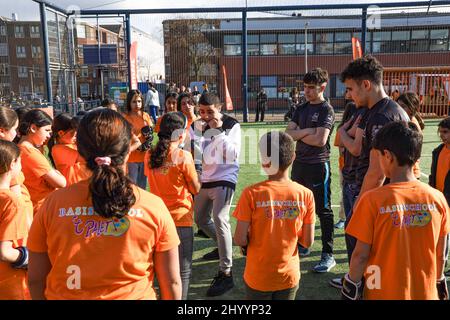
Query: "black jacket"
429 143 450 205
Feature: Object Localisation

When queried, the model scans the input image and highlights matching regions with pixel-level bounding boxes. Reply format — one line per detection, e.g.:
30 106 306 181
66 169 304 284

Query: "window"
76 25 86 38
15 26 24 38
224 34 241 56
372 31 391 53
0 64 9 75
81 67 89 78
78 45 84 58
19 85 29 94
32 46 41 59
260 34 277 55
409 29 429 52
315 32 334 55
260 76 278 98
16 46 26 58
296 32 314 55
335 76 347 98
80 84 90 97
334 32 352 54
0 25 6 36
33 66 43 78
0 43 7 56
391 30 410 53
30 26 40 38
278 33 296 55
18 66 28 78
430 29 449 51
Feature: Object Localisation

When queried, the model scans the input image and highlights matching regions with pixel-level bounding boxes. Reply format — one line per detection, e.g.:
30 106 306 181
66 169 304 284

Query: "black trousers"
291 160 334 255
255 104 265 122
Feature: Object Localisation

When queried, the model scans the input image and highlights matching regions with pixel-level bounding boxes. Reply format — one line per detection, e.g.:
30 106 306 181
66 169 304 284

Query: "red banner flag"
221 64 234 111
352 37 362 60
130 41 138 90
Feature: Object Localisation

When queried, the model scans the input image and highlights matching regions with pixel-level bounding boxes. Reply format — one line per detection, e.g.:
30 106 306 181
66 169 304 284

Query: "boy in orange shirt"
0 140 30 299
343 122 450 300
233 131 315 300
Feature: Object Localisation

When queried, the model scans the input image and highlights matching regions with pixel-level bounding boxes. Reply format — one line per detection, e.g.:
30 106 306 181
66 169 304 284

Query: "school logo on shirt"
311 113 319 123
264 206 301 220
379 203 436 228
72 216 130 238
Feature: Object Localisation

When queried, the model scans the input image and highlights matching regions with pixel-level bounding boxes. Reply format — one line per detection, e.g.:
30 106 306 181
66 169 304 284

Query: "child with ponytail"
27 108 181 300
144 112 201 300
48 113 90 186
17 109 66 215
0 140 30 299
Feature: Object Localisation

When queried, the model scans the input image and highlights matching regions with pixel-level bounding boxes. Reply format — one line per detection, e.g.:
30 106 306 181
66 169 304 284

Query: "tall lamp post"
29 68 35 100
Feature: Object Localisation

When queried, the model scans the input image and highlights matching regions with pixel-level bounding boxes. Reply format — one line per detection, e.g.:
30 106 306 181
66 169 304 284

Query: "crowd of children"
0 55 449 300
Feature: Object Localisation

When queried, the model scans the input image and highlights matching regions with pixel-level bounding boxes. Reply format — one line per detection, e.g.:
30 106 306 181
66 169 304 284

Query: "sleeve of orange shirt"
346 191 377 245
232 188 254 223
154 117 162 133
154 197 180 252
27 201 48 253
0 194 27 242
143 151 150 177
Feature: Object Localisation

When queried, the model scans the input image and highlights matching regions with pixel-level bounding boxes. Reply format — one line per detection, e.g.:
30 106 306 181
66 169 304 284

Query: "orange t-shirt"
154 117 162 133
10 172 33 227
27 180 179 300
232 180 316 292
346 180 450 300
144 149 197 227
436 147 450 193
0 189 30 300
123 112 153 163
51 144 91 186
19 144 56 215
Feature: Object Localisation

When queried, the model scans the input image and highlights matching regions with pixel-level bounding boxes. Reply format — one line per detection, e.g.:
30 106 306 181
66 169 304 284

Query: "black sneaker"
329 277 343 289
206 271 234 297
196 229 210 239
202 248 220 261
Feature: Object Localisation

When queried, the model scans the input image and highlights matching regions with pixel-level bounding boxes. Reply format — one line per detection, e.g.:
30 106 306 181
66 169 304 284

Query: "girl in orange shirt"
122 90 153 189
48 113 90 186
154 92 178 133
0 107 33 226
177 93 198 128
17 110 66 215
27 108 181 300
145 112 201 300
0 140 30 299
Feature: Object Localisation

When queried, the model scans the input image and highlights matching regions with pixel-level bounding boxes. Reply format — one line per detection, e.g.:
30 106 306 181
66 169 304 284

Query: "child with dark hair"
18 110 66 215
190 92 241 297
154 92 179 133
177 92 198 127
233 131 315 300
27 108 182 300
285 68 336 273
0 140 30 299
144 112 201 300
48 113 90 186
343 121 450 300
122 89 153 189
101 98 118 111
0 106 33 227
12 106 32 144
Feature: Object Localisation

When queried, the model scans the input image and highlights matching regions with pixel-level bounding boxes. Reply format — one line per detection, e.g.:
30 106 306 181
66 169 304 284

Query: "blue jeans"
343 181 360 264
127 162 147 190
149 105 158 124
177 227 193 300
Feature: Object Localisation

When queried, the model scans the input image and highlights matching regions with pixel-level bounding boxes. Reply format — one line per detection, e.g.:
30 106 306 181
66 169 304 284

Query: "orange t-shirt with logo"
233 180 316 292
123 112 153 163
27 180 179 300
346 180 450 300
51 144 91 186
0 189 30 300
10 172 33 227
436 147 450 193
154 117 162 133
19 144 56 215
144 149 197 227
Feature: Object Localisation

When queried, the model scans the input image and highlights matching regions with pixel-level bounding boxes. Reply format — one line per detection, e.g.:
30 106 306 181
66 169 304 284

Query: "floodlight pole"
39 2 52 104
125 13 132 90
242 10 248 123
361 7 368 54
